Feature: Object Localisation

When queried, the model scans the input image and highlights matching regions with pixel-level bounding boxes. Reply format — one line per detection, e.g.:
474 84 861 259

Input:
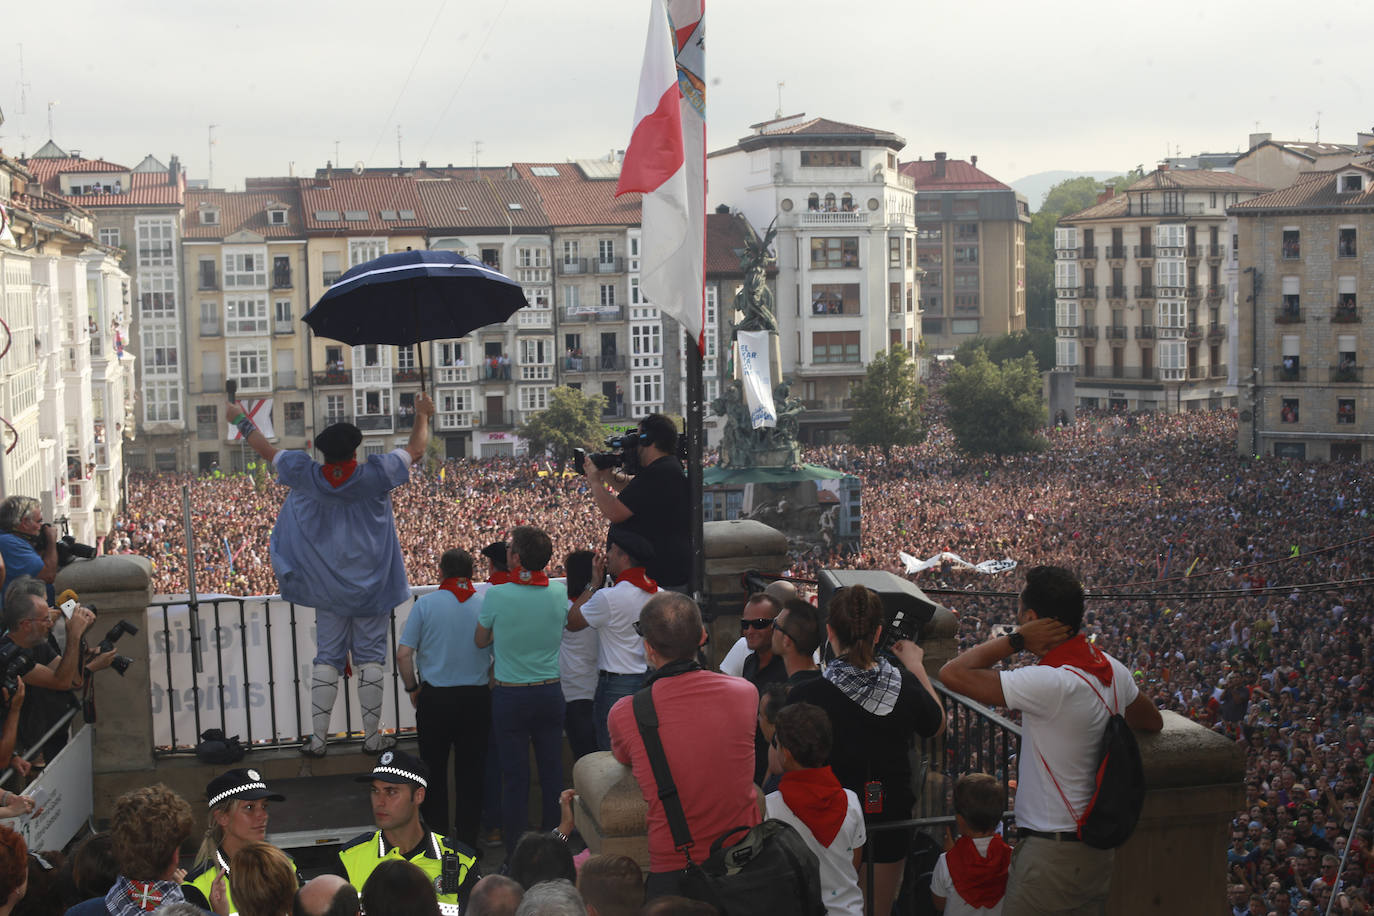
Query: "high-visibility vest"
338 829 477 915
182 847 300 916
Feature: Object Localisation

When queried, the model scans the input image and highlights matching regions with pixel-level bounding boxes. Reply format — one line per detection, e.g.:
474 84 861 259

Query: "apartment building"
300 174 428 458
1234 133 1370 191
417 175 553 458
1231 161 1374 461
899 152 1029 353
1053 168 1269 411
1 154 133 543
182 184 311 471
707 114 919 443
22 143 186 470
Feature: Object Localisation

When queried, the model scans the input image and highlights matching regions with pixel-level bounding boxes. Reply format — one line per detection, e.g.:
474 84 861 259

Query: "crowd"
105 406 1374 913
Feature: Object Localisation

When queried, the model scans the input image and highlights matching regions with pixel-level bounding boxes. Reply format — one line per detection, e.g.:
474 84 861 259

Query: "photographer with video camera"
580 413 689 592
0 577 119 772
0 498 59 611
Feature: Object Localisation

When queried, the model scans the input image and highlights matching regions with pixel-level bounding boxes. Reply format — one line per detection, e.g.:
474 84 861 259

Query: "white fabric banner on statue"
899 551 1018 575
736 331 776 429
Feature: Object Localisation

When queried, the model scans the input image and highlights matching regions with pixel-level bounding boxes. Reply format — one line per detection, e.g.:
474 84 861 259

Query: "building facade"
1053 168 1270 411
707 115 919 442
900 152 1029 353
1231 161 1374 460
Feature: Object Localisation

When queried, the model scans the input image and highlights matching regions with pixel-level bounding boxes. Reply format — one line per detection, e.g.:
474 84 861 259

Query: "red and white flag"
618 0 706 354
227 398 275 440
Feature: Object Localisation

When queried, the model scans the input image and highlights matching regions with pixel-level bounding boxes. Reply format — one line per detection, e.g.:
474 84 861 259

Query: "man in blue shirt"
228 393 433 757
474 526 566 854
397 548 491 846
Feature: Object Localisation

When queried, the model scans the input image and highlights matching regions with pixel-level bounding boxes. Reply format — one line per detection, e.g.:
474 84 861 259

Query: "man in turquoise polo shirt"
474 526 566 855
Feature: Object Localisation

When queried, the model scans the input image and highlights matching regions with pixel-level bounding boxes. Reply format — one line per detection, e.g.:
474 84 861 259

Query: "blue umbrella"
303 249 529 389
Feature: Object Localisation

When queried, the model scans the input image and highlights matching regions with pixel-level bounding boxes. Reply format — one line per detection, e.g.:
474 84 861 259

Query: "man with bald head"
293 874 359 916
467 875 524 915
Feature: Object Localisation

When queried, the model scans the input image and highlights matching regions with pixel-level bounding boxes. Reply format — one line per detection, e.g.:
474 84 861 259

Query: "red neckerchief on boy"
1038 633 1114 687
510 565 550 587
614 566 658 594
440 577 476 602
321 459 358 488
777 766 847 847
945 834 1011 908
488 570 513 585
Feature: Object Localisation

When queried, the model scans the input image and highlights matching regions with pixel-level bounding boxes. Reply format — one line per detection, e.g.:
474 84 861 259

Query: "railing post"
53 556 154 820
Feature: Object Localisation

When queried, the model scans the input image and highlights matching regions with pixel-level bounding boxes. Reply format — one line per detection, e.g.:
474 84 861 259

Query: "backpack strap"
1032 666 1117 830
632 686 696 858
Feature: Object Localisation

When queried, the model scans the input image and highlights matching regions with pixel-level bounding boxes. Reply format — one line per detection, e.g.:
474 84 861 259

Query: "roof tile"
417 178 549 231
183 188 305 239
511 162 641 228
899 158 1010 191
297 176 426 233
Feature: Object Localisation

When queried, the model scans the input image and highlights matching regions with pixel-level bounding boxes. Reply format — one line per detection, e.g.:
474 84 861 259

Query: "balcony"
434 366 472 384
482 409 517 428
435 411 474 431
1104 245 1128 260
481 360 512 381
355 414 393 433
273 267 292 289
600 405 627 420
312 369 353 385
562 306 625 322
1212 364 1228 377
1188 365 1205 379
595 354 627 372
274 320 293 335
1275 365 1307 382
323 412 352 426
1106 326 1129 341
796 210 870 227
558 258 589 276
1080 326 1099 340
396 411 415 431
1079 246 1097 260
200 320 221 337
1207 324 1227 341
1135 326 1156 340
1207 244 1224 260
1205 288 1222 302
1330 366 1363 383
1333 303 1360 323
1134 285 1156 300
322 270 341 286
517 309 553 329
520 364 555 382
1338 242 1358 259
1076 365 1155 381
389 368 422 385
1276 307 1304 324
594 257 625 274
198 268 219 291
1078 286 1098 301
1185 287 1202 301
1185 245 1200 259
1134 244 1154 260
275 370 296 389
1105 285 1127 301
354 366 391 386
1185 324 1203 340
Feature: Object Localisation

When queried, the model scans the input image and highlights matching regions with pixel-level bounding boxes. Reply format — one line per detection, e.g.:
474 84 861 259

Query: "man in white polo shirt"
565 525 657 750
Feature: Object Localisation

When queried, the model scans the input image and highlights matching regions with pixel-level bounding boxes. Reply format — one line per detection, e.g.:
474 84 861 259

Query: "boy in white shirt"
765 702 866 916
931 773 1011 915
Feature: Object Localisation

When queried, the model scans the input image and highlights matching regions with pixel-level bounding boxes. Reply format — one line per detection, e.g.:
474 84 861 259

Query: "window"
810 283 860 315
704 286 718 359
136 217 176 267
199 300 219 334
285 401 305 436
322 252 342 286
955 223 979 240
144 380 181 423
1159 340 1186 380
600 284 617 308
344 210 368 222
274 299 293 330
953 246 979 265
1056 338 1078 368
438 388 473 416
1055 302 1079 328
268 209 287 225
1282 276 1301 319
348 238 386 267
1281 229 1300 259
1336 277 1357 320
1154 224 1185 251
800 150 860 167
632 323 662 368
1155 260 1184 290
1340 174 1364 193
1336 334 1357 380
517 247 549 268
1158 300 1185 331
563 286 581 312
598 240 615 263
810 237 859 269
200 208 219 226
889 237 902 269
1054 262 1078 289
273 255 292 287
953 293 979 313
631 373 663 417
518 386 551 412
198 257 218 290
811 331 860 364
1280 398 1299 423
519 338 553 380
1163 191 1180 215
324 394 347 423
952 200 979 217
1054 227 1078 250
99 227 120 247
227 343 271 391
223 250 267 288
562 241 580 263
139 273 177 318
226 296 269 335
144 327 179 374
951 318 980 334
195 405 218 440
354 388 392 417
1338 228 1357 259
1338 398 1355 425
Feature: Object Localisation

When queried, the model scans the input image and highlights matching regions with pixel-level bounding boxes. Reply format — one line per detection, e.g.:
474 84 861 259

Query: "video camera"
0 642 35 694
573 431 688 477
817 569 940 655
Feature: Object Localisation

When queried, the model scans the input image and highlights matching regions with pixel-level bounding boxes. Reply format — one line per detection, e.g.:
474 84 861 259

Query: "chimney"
168 155 180 185
1097 184 1116 205
1248 132 1272 150
970 155 978 168
934 151 946 179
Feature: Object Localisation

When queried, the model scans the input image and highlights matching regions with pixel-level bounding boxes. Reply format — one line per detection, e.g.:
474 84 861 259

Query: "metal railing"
1104 245 1128 260
312 369 353 385
1134 244 1154 259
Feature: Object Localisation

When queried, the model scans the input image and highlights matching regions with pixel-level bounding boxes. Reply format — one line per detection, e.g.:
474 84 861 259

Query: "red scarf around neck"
488 570 513 585
778 766 848 847
614 566 658 594
321 459 358 488
1038 633 1114 687
440 577 476 602
510 565 550 587
945 834 1011 908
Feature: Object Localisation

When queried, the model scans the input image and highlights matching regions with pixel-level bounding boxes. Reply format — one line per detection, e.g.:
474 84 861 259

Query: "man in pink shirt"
608 591 760 900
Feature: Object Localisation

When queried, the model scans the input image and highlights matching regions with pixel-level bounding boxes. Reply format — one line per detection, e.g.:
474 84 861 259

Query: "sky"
1 0 1369 202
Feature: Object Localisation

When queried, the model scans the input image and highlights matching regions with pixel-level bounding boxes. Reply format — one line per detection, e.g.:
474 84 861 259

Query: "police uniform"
182 768 295 915
340 751 479 915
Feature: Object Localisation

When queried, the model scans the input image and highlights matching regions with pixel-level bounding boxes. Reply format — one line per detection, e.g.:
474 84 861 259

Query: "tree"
848 348 926 457
954 329 1056 373
943 351 1047 458
518 386 608 465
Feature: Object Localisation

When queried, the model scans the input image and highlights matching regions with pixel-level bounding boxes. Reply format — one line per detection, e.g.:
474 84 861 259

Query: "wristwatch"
1007 630 1026 653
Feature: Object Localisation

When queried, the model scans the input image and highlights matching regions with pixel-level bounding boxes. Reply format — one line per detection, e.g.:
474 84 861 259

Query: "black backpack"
1037 668 1145 850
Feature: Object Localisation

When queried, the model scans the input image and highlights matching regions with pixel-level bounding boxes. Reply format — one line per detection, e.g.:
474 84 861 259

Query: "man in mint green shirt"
474 526 567 854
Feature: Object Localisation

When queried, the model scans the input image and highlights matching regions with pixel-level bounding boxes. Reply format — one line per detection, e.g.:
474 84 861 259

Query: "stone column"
572 752 650 867
701 520 789 668
53 556 155 818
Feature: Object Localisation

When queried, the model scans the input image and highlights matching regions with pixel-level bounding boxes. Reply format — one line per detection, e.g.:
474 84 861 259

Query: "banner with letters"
899 551 1018 576
736 331 777 429
18 725 93 853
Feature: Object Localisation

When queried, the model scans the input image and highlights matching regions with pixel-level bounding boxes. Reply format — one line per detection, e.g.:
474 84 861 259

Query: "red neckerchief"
510 565 550 587
945 834 1011 908
614 566 659 594
778 766 848 847
321 459 358 488
440 577 476 603
1038 633 1114 687
488 570 513 586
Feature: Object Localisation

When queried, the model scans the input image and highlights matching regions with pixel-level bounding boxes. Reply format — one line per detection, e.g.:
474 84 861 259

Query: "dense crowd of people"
106 407 1374 913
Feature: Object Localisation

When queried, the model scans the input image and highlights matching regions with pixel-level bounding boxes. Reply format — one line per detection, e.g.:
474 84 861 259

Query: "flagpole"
687 334 704 600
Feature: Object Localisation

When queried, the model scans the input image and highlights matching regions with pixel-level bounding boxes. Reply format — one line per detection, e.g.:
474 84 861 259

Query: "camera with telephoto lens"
0 642 36 694
55 534 97 567
93 619 139 677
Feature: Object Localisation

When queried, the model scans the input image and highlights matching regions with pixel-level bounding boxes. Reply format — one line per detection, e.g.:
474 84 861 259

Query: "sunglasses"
741 618 774 632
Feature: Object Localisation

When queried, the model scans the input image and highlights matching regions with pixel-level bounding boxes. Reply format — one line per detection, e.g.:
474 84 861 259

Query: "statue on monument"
734 220 778 333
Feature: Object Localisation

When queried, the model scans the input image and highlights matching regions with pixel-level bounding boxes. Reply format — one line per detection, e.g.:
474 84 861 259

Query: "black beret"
315 423 362 460
607 524 654 563
481 541 509 571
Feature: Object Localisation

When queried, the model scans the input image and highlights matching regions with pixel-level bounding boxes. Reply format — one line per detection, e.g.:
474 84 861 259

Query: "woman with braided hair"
788 584 946 916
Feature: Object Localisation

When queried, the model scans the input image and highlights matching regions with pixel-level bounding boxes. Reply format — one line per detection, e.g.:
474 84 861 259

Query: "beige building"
900 153 1029 352
1234 133 1369 192
1231 161 1374 460
182 183 311 472
1053 168 1270 411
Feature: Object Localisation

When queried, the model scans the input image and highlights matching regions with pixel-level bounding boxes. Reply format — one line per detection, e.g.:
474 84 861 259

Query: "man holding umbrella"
227 391 435 757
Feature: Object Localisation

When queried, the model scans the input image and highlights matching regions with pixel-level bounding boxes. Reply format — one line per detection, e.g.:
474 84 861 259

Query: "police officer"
339 751 479 915
183 768 294 913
